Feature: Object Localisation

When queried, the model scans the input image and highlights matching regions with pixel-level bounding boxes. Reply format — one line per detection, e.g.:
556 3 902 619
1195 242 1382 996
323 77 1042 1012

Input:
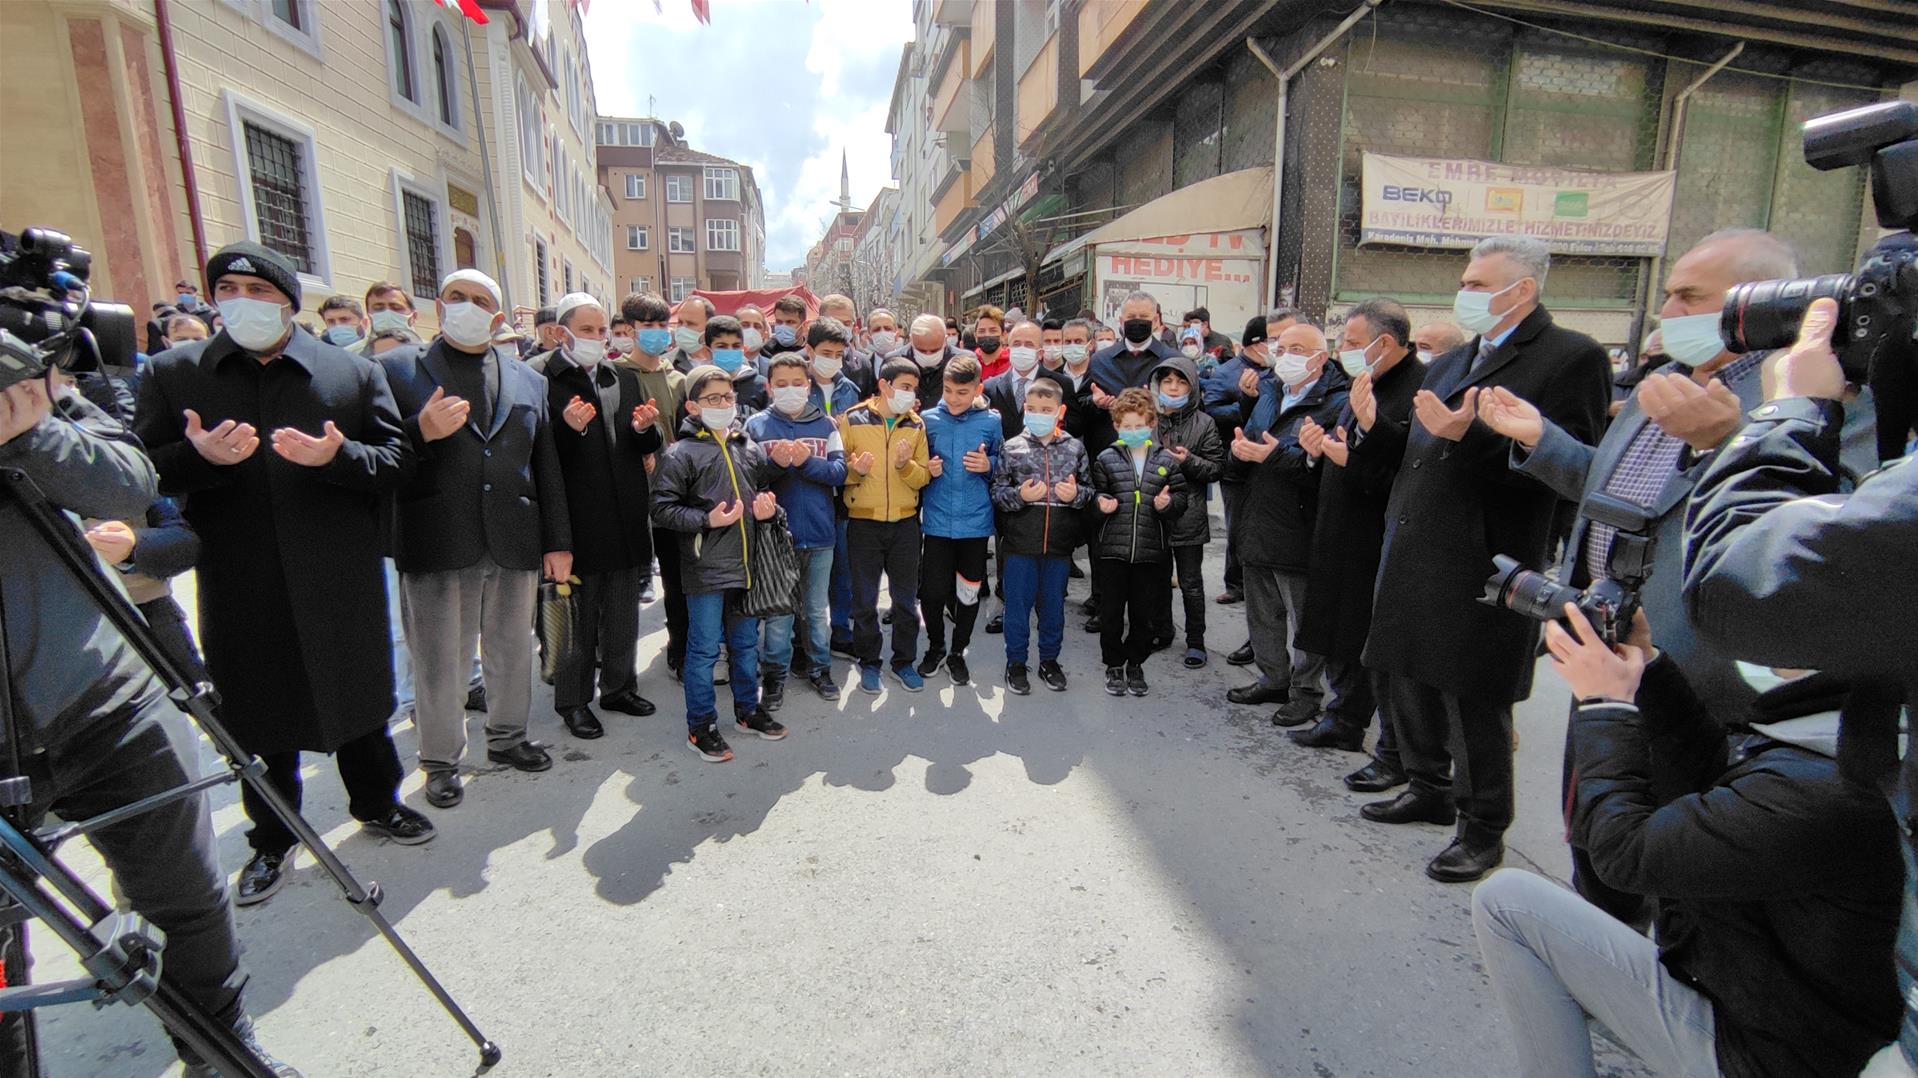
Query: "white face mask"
1181 343 1202 360
1657 311 1727 368
610 335 634 354
568 334 607 367
1008 346 1040 374
946 334 959 349
440 300 497 349
1337 338 1377 378
1453 279 1526 335
888 387 916 414
771 384 810 415
369 309 411 335
1061 343 1089 368
674 326 704 352
1416 350 1435 364
1273 351 1315 388
869 330 898 353
697 404 735 431
811 354 843 380
218 297 291 352
914 348 943 368
742 326 765 353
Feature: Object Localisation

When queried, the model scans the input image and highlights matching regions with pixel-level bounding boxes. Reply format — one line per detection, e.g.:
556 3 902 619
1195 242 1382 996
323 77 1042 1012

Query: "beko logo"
1381 186 1453 205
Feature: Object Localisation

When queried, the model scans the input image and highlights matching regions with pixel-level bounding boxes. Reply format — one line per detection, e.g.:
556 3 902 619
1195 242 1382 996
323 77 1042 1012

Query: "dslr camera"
0 226 137 392
1480 491 1653 647
1718 100 1917 462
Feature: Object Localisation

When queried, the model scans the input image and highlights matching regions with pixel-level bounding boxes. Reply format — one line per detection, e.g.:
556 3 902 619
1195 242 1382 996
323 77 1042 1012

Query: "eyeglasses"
696 393 737 407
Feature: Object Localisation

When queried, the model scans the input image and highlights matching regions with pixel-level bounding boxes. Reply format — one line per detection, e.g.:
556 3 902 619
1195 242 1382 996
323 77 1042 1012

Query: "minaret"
838 151 852 215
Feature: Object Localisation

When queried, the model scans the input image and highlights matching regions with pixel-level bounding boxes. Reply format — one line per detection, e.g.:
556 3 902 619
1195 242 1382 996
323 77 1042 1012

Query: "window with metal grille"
625 174 645 199
389 0 415 102
703 167 738 200
242 122 315 275
626 225 648 250
669 227 696 253
402 191 440 300
534 238 550 304
705 218 739 251
666 174 692 202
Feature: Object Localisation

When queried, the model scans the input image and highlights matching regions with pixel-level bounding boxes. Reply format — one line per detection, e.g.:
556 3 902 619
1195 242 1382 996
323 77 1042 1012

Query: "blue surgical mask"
635 327 671 355
1658 311 1727 368
1022 410 1057 438
370 309 411 335
713 347 746 373
177 292 199 309
323 325 363 347
1117 427 1151 448
772 324 798 346
1157 391 1188 410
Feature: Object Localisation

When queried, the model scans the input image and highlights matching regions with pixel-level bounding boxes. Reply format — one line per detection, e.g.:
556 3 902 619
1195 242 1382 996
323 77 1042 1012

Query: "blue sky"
583 0 914 273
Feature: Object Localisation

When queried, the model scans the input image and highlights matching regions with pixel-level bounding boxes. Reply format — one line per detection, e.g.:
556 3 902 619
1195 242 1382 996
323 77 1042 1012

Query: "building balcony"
1016 34 1058 146
969 124 995 190
1078 0 1149 79
933 171 974 237
931 0 970 28
933 41 972 139
970 0 994 77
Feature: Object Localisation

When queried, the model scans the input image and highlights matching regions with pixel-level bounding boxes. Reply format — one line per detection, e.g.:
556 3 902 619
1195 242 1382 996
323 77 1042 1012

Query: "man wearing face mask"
345 281 423 356
533 306 565 354
539 293 663 743
766 295 809 360
1224 321 1349 726
970 304 1010 379
901 311 968 413
665 295 715 374
983 319 1072 440
1412 320 1467 368
377 269 574 811
615 291 691 674
735 303 768 371
133 241 431 906
1180 307 1234 359
1205 310 1302 610
318 295 366 349
1361 235 1611 884
1476 228 1879 915
1087 292 1177 458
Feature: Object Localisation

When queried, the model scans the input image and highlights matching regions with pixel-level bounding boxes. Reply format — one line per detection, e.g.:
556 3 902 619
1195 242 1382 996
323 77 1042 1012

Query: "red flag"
690 0 711 24
432 0 490 24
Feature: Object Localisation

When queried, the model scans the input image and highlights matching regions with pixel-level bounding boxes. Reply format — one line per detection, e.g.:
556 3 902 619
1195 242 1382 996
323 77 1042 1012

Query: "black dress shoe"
1215 589 1243 605
984 614 1004 635
234 850 290 906
1082 614 1101 633
1426 838 1505 883
1226 642 1256 666
1226 683 1287 706
599 690 656 717
465 684 488 712
1360 789 1457 826
1289 717 1367 752
360 805 436 845
1344 759 1409 793
488 741 555 771
1270 703 1317 728
424 769 463 808
559 707 603 740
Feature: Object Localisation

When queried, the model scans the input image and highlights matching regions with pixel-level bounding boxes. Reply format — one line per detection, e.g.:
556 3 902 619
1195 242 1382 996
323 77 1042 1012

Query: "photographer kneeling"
0 377 298 1076
1471 605 1901 1078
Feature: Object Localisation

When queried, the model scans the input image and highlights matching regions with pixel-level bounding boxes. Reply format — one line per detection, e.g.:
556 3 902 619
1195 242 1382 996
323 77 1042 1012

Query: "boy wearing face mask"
991 379 1091 695
745 350 849 708
540 293 663 742
702 315 767 416
318 295 366 349
1147 355 1226 668
802 319 865 662
836 359 933 695
615 291 691 674
916 355 1003 686
970 304 1009 379
1090 388 1188 697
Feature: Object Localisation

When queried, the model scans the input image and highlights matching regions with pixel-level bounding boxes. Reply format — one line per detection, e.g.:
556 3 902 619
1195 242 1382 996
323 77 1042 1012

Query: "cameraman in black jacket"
1471 603 1901 1078
1683 297 1918 1075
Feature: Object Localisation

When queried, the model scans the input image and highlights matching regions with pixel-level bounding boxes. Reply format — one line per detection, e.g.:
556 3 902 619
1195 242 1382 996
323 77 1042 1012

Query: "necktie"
1471 338 1497 375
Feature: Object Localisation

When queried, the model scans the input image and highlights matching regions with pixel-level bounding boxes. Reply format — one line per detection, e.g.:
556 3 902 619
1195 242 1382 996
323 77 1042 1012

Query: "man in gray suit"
1477 227 1877 914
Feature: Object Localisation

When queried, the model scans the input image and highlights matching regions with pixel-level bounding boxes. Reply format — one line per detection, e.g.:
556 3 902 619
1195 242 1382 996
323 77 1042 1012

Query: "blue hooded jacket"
807 373 863 420
919 399 1003 539
743 399 847 550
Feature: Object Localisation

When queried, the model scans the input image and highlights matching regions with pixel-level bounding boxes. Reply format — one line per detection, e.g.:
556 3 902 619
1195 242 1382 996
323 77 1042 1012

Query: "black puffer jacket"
649 417 773 596
1148 355 1226 546
1089 443 1187 564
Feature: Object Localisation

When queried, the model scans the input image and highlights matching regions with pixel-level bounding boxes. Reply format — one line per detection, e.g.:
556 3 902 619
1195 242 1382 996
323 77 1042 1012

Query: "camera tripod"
0 465 501 1076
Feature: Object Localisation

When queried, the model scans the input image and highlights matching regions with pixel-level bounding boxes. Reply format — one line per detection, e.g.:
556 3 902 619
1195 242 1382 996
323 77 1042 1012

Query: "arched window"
389 0 416 103
432 25 456 127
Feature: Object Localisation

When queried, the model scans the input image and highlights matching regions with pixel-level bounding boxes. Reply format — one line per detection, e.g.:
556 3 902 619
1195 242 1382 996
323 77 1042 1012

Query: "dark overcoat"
133 327 414 753
1362 305 1610 702
541 351 661 574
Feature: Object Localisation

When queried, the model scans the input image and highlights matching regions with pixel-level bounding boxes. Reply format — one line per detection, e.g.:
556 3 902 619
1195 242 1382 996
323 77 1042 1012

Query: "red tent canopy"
692 285 820 320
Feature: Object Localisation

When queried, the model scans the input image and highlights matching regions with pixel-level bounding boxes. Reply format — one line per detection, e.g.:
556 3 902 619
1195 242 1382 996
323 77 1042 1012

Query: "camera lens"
1502 570 1582 622
1720 274 1852 354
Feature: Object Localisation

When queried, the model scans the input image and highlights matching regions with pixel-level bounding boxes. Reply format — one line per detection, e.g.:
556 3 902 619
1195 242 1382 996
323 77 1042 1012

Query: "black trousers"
1386 673 1512 845
139 594 210 685
1153 544 1207 649
1220 481 1248 593
920 535 988 655
555 567 641 710
1560 703 1651 927
653 523 689 667
2 700 249 1067
848 517 921 668
1094 557 1167 667
1328 661 1401 770
242 725 404 856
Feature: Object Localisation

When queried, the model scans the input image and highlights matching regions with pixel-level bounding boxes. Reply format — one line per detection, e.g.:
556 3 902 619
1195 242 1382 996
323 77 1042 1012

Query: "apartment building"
596 115 766 302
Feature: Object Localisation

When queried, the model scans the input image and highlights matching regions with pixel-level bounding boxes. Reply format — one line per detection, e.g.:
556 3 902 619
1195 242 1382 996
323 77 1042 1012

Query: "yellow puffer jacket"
837 399 930 522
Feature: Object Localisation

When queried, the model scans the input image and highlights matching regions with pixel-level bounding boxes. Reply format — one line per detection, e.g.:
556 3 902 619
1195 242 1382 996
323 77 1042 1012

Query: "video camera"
1479 491 1653 647
0 226 137 393
1718 100 1917 462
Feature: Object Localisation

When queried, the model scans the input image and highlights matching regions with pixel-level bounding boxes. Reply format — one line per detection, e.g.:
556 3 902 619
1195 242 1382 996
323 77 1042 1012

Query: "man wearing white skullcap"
373 269 577 810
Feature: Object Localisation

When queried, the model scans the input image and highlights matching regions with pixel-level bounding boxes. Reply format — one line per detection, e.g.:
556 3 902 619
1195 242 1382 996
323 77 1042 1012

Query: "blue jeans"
829 517 852 641
762 546 834 681
1002 553 1070 666
684 589 761 725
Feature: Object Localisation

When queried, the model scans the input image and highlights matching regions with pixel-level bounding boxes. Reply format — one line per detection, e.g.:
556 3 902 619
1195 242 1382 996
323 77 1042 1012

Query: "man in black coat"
1085 291 1178 458
379 270 573 811
541 293 663 739
1360 237 1611 883
893 312 974 413
1224 321 1348 726
133 242 433 907
1292 299 1425 791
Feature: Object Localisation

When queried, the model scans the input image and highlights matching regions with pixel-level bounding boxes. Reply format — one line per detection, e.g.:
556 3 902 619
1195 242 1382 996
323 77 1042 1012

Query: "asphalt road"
31 517 1651 1077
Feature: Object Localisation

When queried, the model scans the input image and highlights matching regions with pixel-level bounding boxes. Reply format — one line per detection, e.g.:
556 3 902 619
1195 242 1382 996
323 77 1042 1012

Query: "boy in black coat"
1089 388 1187 697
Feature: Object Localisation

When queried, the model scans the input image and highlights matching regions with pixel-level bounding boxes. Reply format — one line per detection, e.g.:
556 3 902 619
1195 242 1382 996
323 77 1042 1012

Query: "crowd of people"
7 219 1912 1078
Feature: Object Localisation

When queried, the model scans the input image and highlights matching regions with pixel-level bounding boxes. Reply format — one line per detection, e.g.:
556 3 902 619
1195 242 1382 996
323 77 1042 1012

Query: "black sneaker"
735 706 789 741
947 653 971 686
181 1023 303 1078
688 721 733 762
809 669 841 701
360 805 436 845
916 647 946 678
762 678 786 713
465 684 488 712
985 613 1004 635
234 850 290 907
1105 666 1127 696
1006 663 1031 695
1038 660 1068 692
1126 662 1149 697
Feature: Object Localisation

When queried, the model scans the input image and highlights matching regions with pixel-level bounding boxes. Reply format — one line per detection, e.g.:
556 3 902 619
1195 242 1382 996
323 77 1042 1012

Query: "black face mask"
1122 318 1154 344
976 336 1001 354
